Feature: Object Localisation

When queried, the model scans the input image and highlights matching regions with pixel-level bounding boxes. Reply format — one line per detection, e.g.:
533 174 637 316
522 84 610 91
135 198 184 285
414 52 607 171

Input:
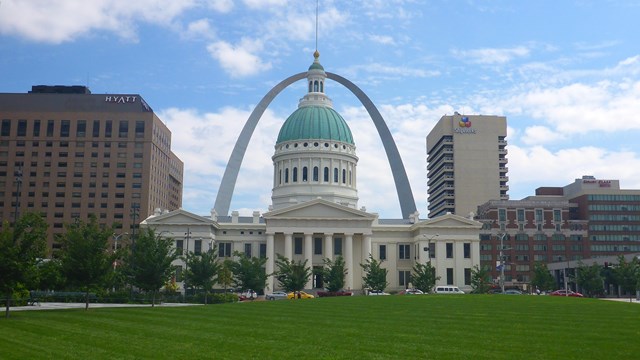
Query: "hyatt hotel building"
0 85 183 252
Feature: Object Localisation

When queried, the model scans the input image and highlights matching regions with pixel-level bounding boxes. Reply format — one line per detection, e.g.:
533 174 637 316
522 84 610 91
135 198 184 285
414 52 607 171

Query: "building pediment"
415 213 482 229
142 208 216 227
263 199 376 221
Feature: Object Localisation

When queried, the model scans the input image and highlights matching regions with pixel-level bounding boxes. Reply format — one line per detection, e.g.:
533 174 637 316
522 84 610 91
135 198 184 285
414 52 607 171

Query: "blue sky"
2 0 640 219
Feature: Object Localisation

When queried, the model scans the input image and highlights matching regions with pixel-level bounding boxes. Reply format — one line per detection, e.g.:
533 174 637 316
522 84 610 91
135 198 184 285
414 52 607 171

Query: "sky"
2 0 640 219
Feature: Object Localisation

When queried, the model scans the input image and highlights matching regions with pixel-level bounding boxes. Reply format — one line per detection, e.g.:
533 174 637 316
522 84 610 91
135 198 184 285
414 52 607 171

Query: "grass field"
1 295 639 359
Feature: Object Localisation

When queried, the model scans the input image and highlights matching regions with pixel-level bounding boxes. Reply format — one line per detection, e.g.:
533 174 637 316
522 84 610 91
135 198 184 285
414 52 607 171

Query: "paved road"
9 302 201 311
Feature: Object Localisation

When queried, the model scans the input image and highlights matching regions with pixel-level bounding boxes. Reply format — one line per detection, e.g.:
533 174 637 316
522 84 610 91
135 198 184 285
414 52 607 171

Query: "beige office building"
0 85 183 251
427 114 508 218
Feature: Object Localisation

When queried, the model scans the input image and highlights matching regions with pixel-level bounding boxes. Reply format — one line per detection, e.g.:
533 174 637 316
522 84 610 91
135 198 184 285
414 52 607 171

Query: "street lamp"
184 228 191 295
422 234 439 263
498 233 508 294
112 232 128 270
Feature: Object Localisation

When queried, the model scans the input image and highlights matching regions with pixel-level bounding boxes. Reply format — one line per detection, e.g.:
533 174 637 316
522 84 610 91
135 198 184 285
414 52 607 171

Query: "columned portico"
362 234 372 261
284 233 293 260
266 233 275 293
324 233 333 261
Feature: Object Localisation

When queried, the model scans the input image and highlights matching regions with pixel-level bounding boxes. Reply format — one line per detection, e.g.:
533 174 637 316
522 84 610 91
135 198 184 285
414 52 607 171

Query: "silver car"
265 291 288 300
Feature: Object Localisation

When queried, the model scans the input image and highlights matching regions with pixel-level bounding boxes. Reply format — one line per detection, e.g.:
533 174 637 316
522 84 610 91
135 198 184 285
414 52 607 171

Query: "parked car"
399 288 424 295
287 291 315 299
317 290 353 297
503 289 524 295
549 289 584 297
367 290 390 296
238 289 257 301
265 291 288 300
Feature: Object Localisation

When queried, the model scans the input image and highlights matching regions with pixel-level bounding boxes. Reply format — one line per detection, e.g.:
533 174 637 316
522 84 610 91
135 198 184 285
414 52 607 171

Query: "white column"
284 233 293 260
265 233 275 293
345 233 353 290
324 233 333 261
305 233 313 289
362 234 372 262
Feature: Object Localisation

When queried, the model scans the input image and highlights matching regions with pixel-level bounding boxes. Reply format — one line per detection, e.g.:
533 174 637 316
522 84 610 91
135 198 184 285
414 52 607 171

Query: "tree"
35 258 65 292
274 255 311 292
218 259 234 293
184 247 219 304
411 261 440 293
123 228 177 307
0 213 48 318
228 251 268 293
575 262 604 298
531 262 555 292
612 255 640 302
59 216 114 310
360 255 388 292
470 265 492 294
322 256 347 292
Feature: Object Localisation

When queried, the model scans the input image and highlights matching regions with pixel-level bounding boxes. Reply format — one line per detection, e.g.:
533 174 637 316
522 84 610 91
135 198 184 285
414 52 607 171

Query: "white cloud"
344 63 440 79
0 0 197 43
208 0 234 13
521 126 566 145
183 19 216 40
207 39 272 77
453 46 530 64
369 34 396 45
242 0 288 9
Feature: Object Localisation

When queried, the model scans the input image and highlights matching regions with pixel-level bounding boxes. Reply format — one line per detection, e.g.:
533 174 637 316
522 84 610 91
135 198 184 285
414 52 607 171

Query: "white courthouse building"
142 52 481 294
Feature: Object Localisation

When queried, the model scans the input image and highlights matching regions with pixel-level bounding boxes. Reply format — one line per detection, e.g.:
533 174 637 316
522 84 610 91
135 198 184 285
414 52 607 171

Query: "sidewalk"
9 302 201 311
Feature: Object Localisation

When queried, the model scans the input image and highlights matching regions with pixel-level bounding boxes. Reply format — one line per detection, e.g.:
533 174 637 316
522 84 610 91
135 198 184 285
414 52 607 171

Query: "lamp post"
112 232 128 270
422 234 439 263
13 167 22 226
184 228 191 295
498 233 507 294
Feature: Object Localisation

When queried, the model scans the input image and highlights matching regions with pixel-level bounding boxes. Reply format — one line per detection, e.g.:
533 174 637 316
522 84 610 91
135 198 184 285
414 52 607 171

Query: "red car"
549 289 584 297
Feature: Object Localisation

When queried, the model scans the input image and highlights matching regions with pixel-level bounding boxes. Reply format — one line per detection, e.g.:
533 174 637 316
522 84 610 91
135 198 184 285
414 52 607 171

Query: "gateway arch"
213 72 418 219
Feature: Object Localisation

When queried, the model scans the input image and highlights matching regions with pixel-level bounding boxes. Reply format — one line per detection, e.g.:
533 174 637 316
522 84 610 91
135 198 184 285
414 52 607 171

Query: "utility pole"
499 233 507 294
184 228 191 295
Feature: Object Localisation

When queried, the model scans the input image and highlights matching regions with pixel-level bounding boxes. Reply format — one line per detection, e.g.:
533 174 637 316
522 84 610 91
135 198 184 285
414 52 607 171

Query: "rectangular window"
553 209 561 222
463 243 471 258
379 244 387 260
517 209 525 222
429 242 436 258
1 119 11 137
175 240 183 255
135 120 145 138
119 120 128 138
535 209 543 223
92 120 100 137
446 243 454 258
398 244 411 260
294 237 303 255
498 208 507 222
105 120 112 138
259 243 267 259
244 243 252 257
17 120 27 136
194 239 202 255
399 270 411 287
464 268 471 285
60 120 70 137
446 268 454 285
314 237 322 255
333 237 343 256
33 120 40 136
76 120 86 137
46 120 54 136
218 242 232 257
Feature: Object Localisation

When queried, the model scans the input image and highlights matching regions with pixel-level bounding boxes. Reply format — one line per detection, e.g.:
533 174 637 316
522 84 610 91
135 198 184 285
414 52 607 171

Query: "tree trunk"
5 290 11 318
85 289 90 310
152 291 156 308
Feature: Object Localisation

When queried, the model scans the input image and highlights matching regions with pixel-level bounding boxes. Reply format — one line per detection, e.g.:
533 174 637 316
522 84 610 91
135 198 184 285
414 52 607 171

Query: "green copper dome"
277 105 354 145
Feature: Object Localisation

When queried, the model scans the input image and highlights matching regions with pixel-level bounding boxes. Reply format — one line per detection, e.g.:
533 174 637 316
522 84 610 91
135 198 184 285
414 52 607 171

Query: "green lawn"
1 295 639 359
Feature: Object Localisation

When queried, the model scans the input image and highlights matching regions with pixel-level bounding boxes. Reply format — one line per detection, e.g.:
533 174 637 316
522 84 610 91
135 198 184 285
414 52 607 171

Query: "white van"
434 286 465 294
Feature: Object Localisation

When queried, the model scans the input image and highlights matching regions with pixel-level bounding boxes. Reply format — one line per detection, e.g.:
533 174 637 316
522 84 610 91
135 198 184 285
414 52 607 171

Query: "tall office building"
426 114 508 218
0 85 184 251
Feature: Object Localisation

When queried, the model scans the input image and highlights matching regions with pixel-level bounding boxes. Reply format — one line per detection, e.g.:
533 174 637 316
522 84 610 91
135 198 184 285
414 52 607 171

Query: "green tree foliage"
411 261 440 293
274 255 311 292
35 259 65 292
531 262 555 292
124 228 177 307
612 255 640 301
218 259 234 293
184 247 219 304
575 262 604 298
470 265 492 294
229 251 268 293
360 255 388 292
59 216 114 310
322 256 347 292
0 213 48 318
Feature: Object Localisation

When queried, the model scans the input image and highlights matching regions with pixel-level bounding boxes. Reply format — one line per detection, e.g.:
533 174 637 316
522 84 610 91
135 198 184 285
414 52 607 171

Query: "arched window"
285 168 289 183
279 169 282 185
308 81 312 92
342 169 346 184
314 80 319 92
320 81 324 92
333 168 338 183
313 166 319 181
324 167 329 182
349 170 352 185
302 166 308 182
293 167 298 182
